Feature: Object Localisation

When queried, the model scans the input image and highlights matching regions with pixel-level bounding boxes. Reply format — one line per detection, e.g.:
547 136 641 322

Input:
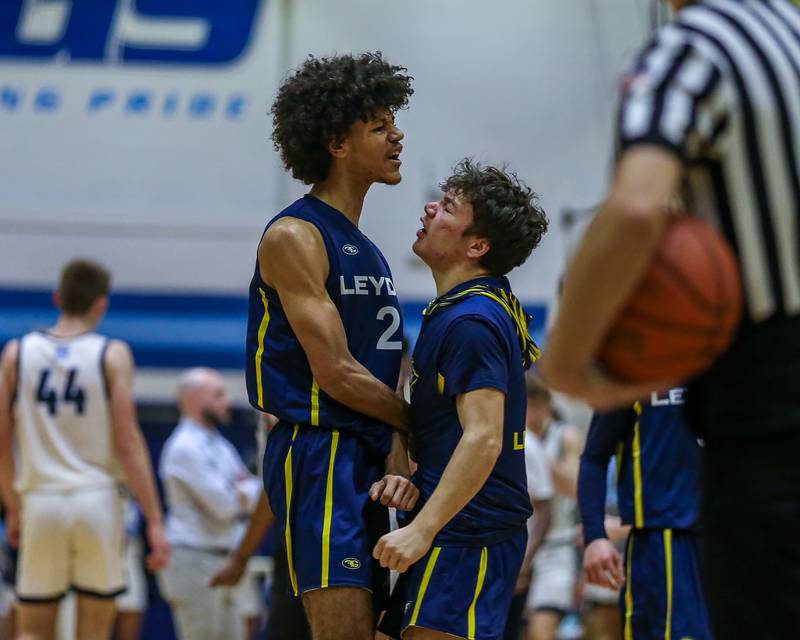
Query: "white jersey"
540 420 577 545
13 331 122 493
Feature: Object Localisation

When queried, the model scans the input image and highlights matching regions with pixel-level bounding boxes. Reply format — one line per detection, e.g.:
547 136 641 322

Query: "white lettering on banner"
339 275 397 296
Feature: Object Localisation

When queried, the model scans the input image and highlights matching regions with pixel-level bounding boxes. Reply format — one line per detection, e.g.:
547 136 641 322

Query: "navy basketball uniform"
580 391 712 640
245 194 402 595
390 276 538 640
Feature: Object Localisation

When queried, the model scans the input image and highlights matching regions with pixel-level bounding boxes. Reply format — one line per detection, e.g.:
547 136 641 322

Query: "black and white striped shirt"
617 0 800 323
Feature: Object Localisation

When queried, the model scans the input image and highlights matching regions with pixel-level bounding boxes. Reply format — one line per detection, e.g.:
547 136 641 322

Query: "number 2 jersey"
13 331 122 494
245 195 403 456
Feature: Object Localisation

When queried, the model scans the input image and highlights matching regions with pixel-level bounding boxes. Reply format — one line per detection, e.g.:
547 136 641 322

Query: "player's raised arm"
260 217 407 430
105 340 170 571
0 340 20 547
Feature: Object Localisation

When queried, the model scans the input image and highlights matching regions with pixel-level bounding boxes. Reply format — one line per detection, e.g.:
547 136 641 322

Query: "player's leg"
113 535 147 640
74 596 116 640
15 603 59 640
527 610 562 640
302 586 373 640
15 493 70 640
70 487 126 640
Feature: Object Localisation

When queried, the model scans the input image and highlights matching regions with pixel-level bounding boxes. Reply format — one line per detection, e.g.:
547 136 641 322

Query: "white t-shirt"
525 429 554 502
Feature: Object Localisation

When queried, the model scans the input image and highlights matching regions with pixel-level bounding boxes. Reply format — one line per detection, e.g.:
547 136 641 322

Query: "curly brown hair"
271 52 413 185
441 159 549 276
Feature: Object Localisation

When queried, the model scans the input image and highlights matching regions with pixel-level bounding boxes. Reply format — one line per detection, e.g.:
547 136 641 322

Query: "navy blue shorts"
621 528 712 640
262 422 389 597
382 528 526 640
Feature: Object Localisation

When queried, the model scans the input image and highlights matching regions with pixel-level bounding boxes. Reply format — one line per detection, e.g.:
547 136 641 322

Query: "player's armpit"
259 218 407 429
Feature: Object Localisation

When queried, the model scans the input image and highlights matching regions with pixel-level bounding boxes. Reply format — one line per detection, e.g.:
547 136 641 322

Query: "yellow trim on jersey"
321 429 340 589
410 547 441 627
664 529 673 640
437 373 445 395
624 532 634 640
632 401 644 528
254 289 270 409
284 424 300 595
467 547 488 640
311 379 320 426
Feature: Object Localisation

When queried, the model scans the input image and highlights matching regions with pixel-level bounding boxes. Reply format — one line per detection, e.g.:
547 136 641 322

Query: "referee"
541 1 800 638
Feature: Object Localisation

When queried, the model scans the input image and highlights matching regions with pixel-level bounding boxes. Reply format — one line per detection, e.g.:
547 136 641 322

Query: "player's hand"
145 521 171 573
209 554 247 588
4 508 20 549
369 475 420 511
583 538 624 590
540 361 673 412
372 523 433 573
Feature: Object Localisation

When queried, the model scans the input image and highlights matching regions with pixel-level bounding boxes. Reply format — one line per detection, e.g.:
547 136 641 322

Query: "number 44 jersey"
246 195 403 456
14 331 122 494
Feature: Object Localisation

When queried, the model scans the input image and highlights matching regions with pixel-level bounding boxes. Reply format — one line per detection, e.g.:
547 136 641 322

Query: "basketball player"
0 259 170 640
245 52 418 640
522 376 582 640
374 160 548 640
540 1 800 636
579 388 711 639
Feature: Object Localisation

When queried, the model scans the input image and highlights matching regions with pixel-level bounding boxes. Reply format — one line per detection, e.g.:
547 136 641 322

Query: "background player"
578 388 710 640
522 375 582 640
245 52 417 640
0 259 169 640
374 159 548 640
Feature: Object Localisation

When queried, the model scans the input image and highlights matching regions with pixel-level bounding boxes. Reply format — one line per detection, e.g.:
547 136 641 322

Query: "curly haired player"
244 52 418 640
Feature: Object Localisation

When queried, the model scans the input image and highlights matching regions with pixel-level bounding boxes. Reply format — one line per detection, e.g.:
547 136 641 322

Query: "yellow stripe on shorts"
321 430 340 588
664 529 673 640
254 289 270 408
409 547 441 627
284 424 300 595
467 547 488 640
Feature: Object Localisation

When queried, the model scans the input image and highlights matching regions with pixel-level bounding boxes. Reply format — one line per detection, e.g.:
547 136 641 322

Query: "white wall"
0 0 654 304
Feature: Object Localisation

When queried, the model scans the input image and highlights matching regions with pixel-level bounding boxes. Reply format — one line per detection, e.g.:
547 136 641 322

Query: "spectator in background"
523 375 583 640
158 368 262 640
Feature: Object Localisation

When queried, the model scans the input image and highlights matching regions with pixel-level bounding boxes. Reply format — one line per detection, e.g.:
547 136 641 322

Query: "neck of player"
310 167 372 227
50 314 99 338
431 262 493 298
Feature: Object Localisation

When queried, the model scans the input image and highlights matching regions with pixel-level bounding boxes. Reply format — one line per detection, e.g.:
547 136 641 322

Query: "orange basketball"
598 216 743 383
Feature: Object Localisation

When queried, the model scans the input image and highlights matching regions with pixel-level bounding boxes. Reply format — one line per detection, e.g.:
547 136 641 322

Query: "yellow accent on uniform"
514 431 525 450
410 547 441 626
437 373 445 395
467 547 488 640
632 401 644 528
254 289 270 409
321 430 340 588
311 379 320 426
284 424 300 595
664 529 673 640
624 533 634 640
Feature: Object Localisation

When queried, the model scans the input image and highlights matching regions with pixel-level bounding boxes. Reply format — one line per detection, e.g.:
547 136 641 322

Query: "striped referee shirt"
617 0 800 322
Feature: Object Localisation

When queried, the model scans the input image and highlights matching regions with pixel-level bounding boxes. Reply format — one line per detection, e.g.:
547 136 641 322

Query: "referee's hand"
583 538 624 590
369 475 419 511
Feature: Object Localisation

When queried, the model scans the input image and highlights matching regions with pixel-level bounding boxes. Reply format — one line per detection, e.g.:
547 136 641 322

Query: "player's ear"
466 237 491 261
52 290 62 310
328 135 348 159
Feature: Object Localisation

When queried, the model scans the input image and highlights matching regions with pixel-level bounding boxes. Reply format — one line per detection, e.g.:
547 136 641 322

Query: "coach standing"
158 368 262 640
540 1 800 638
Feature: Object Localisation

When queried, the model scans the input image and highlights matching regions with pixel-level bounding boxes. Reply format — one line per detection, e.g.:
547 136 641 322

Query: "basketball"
598 216 743 383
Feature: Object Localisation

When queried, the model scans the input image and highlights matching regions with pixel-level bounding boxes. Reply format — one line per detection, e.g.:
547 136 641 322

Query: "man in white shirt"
158 368 262 640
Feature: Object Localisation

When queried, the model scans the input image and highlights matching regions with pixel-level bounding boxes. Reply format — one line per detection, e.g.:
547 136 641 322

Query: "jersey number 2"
376 306 402 350
36 369 86 416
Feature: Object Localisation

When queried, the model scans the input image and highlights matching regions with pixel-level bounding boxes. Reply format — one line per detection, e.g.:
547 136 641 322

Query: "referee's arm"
539 146 680 409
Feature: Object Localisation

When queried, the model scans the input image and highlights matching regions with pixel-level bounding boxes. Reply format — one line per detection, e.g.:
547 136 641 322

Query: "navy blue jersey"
245 195 402 455
408 276 537 546
579 389 701 544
